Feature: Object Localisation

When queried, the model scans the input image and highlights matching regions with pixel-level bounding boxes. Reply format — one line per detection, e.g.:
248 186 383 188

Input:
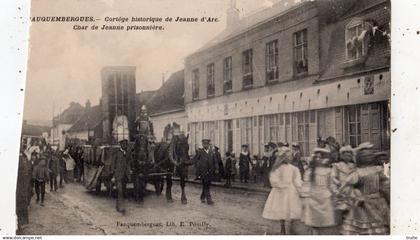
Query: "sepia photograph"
15 0 391 235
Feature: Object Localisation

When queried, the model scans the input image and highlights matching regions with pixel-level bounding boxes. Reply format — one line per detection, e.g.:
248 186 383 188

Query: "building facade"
51 102 85 150
184 0 390 156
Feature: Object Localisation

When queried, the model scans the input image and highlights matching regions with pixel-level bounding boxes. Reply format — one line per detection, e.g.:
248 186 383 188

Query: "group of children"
262 142 390 235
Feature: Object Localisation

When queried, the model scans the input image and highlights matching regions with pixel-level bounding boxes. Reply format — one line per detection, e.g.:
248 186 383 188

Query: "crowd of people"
208 141 304 187
260 138 390 235
16 138 85 228
17 135 390 235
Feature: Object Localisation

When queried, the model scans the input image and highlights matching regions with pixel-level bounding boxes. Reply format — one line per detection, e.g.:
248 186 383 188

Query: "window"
241 117 253 146
192 69 199 100
295 111 310 156
242 49 253 88
346 105 361 147
207 63 215 97
266 114 278 142
266 40 279 82
293 29 308 75
223 57 233 93
345 20 368 62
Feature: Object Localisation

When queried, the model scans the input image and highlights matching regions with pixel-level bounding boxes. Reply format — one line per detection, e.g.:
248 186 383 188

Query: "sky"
23 0 282 123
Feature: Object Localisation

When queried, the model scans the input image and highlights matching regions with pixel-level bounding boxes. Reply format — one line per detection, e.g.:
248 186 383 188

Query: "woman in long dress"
262 147 303 235
302 147 337 234
338 142 390 235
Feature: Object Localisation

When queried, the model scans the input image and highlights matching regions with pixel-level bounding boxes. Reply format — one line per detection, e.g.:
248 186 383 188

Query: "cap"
292 142 300 148
119 139 128 144
202 139 211 144
241 144 248 148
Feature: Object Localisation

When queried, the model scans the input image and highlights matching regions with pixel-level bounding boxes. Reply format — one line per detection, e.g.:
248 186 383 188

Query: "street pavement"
17 181 339 235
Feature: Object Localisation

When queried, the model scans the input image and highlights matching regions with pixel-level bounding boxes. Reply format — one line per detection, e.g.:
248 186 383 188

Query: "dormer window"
345 18 370 63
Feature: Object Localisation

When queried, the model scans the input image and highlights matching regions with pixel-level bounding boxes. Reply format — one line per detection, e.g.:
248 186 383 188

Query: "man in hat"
192 138 218 205
239 144 251 183
112 139 131 213
32 157 49 206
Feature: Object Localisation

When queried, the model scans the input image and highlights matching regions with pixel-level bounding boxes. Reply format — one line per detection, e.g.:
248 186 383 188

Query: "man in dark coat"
112 139 131 213
262 144 271 187
239 144 251 183
192 139 217 205
214 146 224 182
224 152 232 187
58 149 66 187
48 151 60 191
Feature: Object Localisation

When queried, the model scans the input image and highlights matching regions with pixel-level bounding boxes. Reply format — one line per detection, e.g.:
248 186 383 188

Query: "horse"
131 132 156 204
164 133 192 204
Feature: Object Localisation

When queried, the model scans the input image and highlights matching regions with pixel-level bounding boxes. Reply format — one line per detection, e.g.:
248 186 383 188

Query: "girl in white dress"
262 147 303 234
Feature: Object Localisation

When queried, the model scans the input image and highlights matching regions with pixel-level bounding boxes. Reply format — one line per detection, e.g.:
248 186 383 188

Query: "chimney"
162 73 165 86
226 0 240 29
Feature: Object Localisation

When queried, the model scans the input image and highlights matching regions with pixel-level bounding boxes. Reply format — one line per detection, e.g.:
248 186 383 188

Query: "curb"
172 177 270 194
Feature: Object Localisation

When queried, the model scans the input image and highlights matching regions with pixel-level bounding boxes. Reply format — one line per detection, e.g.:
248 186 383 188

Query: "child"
231 152 237 182
251 155 258 183
262 147 303 235
32 158 49 206
338 143 390 235
302 147 337 235
331 145 356 213
224 152 233 187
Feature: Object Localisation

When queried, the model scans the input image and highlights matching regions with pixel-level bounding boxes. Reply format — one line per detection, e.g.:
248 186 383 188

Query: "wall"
150 110 188 142
184 3 319 104
186 71 390 122
51 123 72 150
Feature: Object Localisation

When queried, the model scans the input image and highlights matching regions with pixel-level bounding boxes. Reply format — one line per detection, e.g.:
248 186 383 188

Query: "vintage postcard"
13 0 395 236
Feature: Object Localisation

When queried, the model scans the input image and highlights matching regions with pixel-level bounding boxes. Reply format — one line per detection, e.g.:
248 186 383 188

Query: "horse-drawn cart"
82 143 172 198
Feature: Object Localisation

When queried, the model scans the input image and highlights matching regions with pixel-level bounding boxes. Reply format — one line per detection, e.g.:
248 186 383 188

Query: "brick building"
184 0 390 156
